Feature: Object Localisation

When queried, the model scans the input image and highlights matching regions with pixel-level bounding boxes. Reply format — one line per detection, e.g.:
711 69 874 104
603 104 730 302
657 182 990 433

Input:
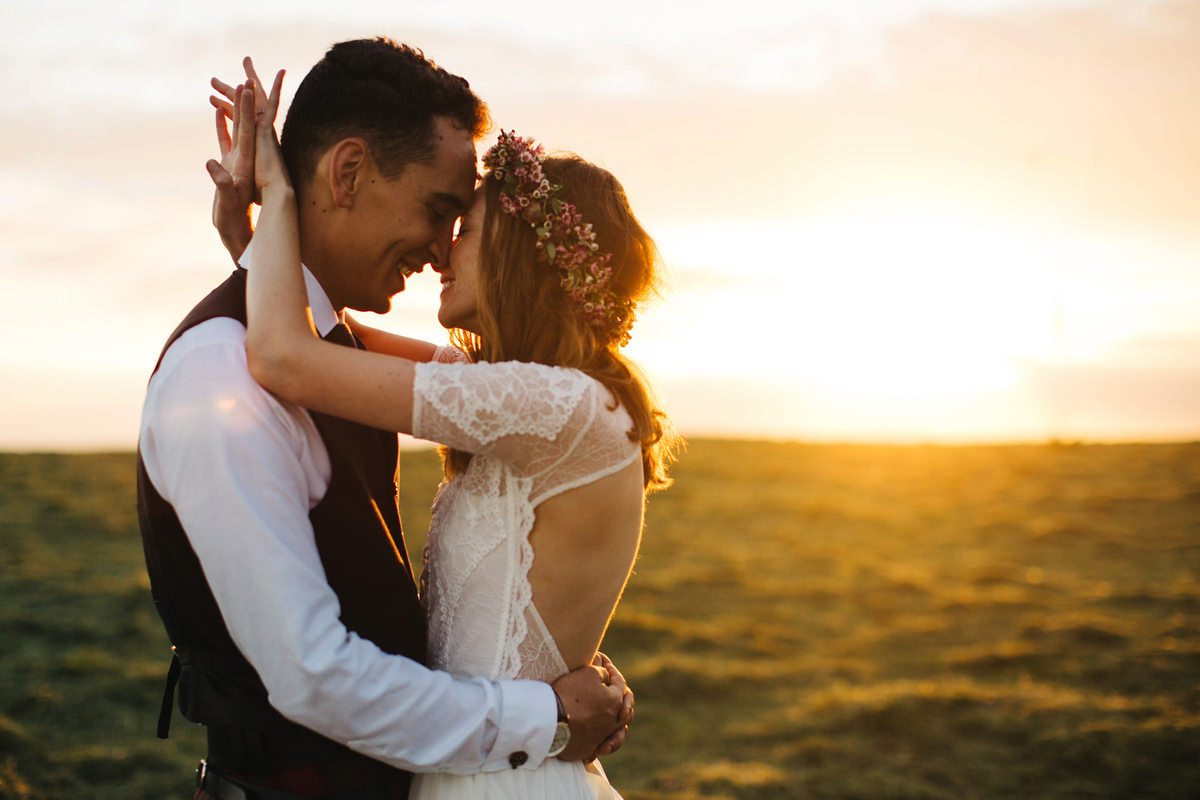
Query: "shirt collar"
238 238 342 337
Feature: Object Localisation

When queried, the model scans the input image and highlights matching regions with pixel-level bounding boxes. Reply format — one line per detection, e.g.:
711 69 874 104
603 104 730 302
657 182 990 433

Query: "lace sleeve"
411 360 637 484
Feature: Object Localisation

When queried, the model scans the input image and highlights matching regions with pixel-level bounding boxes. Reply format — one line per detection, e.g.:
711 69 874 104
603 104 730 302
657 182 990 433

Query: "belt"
196 760 314 800
195 758 404 800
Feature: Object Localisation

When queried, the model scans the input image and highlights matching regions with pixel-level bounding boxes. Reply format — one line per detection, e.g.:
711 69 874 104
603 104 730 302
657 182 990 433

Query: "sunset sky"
2 0 1198 448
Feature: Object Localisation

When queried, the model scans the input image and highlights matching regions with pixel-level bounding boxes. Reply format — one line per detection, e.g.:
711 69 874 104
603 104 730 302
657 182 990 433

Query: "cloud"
1025 359 1200 440
3 0 1199 447
6 1 1197 279
1107 335 1200 370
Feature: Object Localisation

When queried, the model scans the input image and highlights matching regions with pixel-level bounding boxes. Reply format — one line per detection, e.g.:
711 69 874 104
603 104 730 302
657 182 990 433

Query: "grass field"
1 440 1198 799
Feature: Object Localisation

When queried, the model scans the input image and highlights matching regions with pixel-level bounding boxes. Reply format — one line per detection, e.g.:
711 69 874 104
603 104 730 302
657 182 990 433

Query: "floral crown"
482 130 634 346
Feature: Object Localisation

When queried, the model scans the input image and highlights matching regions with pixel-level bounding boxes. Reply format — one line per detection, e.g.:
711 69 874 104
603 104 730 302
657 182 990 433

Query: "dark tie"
315 322 394 460
324 323 361 350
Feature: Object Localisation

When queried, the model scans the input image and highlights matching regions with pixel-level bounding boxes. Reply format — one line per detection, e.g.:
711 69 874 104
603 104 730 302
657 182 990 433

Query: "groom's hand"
590 652 634 760
550 653 635 762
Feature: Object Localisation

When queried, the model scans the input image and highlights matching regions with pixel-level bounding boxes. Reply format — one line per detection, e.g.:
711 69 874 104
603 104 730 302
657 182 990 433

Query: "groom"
138 38 628 800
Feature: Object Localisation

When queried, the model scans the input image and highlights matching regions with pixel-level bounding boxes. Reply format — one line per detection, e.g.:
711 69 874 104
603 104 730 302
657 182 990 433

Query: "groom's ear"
327 138 370 209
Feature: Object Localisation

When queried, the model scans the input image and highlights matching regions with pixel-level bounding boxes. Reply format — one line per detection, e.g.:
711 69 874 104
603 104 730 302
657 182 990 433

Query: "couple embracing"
136 37 677 800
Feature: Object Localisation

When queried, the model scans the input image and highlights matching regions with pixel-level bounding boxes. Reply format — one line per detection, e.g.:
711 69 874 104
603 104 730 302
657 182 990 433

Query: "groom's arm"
140 321 573 774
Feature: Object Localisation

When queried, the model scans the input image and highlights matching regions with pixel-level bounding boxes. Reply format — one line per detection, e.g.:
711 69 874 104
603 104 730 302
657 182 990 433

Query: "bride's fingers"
214 107 232 158
228 85 241 157
211 76 237 102
234 81 256 172
238 81 255 126
231 84 242 131
243 57 270 105
264 69 285 121
254 70 285 144
206 159 232 188
210 95 234 119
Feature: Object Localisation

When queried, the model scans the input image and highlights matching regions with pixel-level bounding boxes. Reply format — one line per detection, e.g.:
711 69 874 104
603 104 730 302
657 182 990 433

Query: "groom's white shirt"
138 247 556 774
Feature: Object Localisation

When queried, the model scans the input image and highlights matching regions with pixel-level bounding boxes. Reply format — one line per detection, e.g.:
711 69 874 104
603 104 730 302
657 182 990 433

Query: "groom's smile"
391 256 427 294
326 116 478 314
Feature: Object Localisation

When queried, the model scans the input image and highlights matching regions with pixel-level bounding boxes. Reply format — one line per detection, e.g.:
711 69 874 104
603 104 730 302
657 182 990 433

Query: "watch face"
548 721 571 756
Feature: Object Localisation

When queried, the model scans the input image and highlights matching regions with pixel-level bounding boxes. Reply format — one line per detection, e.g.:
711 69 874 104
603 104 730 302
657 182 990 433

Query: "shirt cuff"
482 680 557 772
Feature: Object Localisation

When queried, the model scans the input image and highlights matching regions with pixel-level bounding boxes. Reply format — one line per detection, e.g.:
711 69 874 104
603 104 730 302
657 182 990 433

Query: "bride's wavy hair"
445 154 680 490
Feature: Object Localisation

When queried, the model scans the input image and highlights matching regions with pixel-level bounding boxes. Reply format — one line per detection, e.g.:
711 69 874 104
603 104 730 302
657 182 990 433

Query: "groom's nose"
428 228 453 271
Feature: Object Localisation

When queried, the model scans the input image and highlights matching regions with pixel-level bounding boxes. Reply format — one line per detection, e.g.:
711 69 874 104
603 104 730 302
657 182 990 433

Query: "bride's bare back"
413 356 645 683
528 459 645 670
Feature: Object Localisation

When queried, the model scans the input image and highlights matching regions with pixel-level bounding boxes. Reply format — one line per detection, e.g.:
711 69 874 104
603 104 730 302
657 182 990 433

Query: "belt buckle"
194 759 252 800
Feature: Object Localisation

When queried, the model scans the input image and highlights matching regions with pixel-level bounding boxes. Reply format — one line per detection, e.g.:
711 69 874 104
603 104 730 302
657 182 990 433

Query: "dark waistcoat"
136 268 425 787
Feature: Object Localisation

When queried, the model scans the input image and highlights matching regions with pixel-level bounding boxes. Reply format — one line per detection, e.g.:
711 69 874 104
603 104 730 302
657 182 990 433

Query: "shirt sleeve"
139 319 557 773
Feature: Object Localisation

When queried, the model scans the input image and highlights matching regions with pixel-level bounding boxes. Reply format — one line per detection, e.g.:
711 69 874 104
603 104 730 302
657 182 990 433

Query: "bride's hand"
251 68 290 198
205 58 272 262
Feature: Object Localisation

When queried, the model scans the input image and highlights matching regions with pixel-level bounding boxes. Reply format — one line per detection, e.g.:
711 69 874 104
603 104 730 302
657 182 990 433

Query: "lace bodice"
412 356 640 682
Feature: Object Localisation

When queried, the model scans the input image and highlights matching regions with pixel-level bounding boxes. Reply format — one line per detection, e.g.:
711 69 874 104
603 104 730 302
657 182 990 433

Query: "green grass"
2 441 1199 799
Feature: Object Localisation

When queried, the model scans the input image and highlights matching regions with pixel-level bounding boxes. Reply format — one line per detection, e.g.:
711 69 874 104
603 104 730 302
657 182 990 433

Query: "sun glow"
632 210 1198 441
4 0 1200 448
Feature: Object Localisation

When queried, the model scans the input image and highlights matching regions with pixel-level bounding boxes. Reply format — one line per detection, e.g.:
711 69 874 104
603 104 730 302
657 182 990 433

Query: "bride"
229 68 678 798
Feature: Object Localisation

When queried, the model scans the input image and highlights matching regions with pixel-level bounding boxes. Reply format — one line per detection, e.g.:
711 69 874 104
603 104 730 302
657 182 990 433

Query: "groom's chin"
351 294 395 315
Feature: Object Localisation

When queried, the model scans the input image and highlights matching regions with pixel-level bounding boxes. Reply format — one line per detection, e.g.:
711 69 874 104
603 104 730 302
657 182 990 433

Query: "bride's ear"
327 138 370 209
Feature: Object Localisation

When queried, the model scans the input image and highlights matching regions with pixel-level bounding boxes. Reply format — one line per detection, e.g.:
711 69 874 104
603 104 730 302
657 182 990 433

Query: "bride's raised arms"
206 60 442 364
238 69 422 436
206 58 269 263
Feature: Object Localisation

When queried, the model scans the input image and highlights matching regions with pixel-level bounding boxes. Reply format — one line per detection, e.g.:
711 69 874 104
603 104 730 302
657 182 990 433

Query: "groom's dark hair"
280 37 489 192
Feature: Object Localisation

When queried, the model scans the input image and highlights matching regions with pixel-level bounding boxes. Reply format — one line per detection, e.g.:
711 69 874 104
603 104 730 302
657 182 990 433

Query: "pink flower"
483 129 635 346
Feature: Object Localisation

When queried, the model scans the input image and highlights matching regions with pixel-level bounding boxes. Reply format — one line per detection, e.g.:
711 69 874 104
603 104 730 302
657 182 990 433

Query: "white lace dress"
408 354 639 800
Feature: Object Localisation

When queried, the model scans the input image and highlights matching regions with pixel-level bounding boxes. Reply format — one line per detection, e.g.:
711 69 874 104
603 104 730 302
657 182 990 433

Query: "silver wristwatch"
547 693 571 757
